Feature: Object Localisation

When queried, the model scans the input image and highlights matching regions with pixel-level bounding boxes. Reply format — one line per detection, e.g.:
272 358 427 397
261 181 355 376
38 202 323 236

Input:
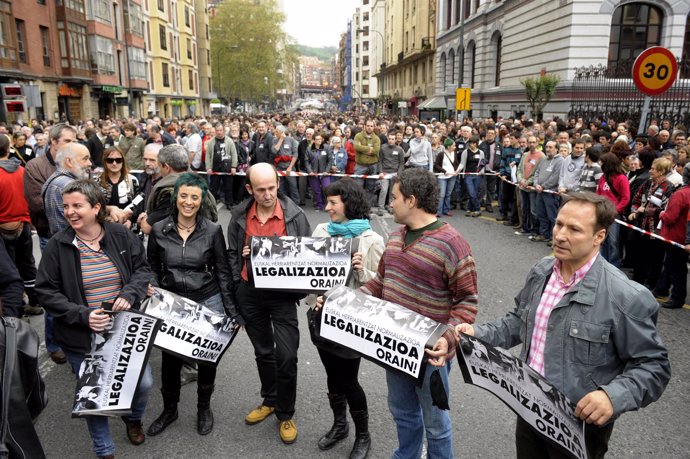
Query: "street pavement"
30 205 690 458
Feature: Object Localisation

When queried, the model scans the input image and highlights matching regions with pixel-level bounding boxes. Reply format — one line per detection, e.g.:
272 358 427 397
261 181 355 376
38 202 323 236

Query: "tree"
520 73 561 121
210 0 294 107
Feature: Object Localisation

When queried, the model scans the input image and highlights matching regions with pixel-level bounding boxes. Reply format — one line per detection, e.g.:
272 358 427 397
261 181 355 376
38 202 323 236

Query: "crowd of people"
0 110 683 458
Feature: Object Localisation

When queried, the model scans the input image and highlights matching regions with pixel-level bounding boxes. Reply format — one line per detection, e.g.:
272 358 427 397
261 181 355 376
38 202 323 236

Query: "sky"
282 0 360 48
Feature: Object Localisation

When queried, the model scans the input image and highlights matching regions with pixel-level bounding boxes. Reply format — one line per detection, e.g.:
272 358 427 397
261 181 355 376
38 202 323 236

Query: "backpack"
0 317 47 458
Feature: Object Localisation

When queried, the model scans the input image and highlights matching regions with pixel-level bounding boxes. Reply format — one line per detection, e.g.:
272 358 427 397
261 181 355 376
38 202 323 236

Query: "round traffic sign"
632 46 679 96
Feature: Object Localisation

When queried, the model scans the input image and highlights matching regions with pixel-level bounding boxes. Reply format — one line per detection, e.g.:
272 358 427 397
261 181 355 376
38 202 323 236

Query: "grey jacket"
474 255 670 419
558 154 586 191
533 155 564 191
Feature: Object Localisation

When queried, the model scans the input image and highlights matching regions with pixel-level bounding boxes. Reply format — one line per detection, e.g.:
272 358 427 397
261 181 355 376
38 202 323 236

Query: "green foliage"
210 0 294 103
295 45 338 62
520 73 561 119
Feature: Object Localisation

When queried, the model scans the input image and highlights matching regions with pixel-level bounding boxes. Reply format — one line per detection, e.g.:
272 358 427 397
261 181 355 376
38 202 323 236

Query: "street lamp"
356 28 385 111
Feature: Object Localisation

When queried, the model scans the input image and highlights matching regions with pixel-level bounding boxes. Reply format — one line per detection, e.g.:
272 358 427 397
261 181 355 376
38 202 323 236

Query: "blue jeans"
464 175 482 211
387 363 453 459
535 193 560 239
437 176 457 215
600 221 621 268
65 350 153 457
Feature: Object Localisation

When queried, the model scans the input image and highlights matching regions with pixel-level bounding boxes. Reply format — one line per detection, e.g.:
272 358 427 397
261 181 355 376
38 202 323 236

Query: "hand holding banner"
143 288 240 365
72 309 160 417
250 236 352 292
319 285 447 386
457 334 587 459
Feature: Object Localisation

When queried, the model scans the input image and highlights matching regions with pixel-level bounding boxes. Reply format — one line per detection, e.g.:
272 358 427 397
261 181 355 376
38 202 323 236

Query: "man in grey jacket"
457 192 670 459
558 139 586 194
532 141 563 243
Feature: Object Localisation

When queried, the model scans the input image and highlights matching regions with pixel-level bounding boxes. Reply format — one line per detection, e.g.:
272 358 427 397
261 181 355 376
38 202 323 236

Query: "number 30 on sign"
632 46 679 96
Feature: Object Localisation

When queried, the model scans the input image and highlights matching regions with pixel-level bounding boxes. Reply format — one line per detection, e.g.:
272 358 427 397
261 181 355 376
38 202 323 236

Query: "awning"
419 96 446 109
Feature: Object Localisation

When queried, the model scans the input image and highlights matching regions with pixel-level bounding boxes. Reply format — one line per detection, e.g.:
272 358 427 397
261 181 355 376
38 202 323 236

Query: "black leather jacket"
148 216 238 319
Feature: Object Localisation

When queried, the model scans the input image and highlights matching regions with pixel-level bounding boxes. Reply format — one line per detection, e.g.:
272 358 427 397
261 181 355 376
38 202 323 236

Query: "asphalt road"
29 205 690 458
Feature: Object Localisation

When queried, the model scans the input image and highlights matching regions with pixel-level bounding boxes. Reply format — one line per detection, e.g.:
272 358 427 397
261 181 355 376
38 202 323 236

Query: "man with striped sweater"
360 168 479 459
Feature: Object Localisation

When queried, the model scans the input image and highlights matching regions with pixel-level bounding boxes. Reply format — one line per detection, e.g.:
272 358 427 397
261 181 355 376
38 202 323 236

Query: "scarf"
326 219 371 238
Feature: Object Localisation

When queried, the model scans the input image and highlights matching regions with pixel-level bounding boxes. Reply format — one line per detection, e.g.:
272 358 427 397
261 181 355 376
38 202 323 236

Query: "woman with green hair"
147 172 242 437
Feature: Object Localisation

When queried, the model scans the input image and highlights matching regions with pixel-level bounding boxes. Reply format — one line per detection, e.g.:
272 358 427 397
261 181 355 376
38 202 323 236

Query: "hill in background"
296 45 338 61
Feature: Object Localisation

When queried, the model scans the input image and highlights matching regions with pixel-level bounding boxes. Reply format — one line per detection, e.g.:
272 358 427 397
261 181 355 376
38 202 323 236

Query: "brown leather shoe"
50 350 67 364
122 417 146 445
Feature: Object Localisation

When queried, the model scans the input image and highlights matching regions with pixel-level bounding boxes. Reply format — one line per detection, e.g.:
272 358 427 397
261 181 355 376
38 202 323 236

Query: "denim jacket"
474 254 670 418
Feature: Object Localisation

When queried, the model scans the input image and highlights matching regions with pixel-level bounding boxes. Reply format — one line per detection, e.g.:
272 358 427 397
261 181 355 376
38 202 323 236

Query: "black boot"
147 389 179 436
317 393 349 450
197 384 215 435
349 409 370 459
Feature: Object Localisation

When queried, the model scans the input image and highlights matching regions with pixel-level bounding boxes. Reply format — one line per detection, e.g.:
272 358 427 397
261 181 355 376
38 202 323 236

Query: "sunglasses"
105 158 123 164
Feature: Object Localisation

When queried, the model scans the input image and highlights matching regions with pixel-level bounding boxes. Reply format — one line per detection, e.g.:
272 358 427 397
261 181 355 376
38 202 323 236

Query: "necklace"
177 220 196 231
76 226 103 244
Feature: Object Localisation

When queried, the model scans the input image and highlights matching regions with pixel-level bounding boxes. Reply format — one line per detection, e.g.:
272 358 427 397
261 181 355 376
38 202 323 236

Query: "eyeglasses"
105 158 123 164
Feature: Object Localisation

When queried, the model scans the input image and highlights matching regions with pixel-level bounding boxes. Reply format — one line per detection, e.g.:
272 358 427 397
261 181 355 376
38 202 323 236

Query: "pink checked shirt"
527 253 599 375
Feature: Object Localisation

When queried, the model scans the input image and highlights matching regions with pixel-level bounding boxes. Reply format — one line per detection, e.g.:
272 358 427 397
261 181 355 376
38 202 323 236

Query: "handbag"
306 238 360 359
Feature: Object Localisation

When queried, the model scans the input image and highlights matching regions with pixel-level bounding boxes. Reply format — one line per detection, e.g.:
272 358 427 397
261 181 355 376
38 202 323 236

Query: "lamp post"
356 28 385 111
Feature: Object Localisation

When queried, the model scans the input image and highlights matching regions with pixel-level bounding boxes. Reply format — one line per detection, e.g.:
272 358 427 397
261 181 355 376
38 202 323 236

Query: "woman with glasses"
97 147 140 227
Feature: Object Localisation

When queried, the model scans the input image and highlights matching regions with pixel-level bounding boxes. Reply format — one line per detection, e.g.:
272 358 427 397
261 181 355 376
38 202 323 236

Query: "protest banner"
72 309 160 417
250 236 352 292
319 285 447 385
143 288 239 365
457 334 587 459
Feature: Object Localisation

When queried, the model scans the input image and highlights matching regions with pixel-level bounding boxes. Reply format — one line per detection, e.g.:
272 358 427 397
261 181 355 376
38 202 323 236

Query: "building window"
87 0 112 24
15 20 26 64
439 52 446 89
0 1 15 62
448 48 455 85
189 69 194 90
184 6 190 27
474 0 480 14
493 33 502 86
125 1 144 37
608 3 663 72
446 0 452 29
67 22 89 70
90 35 115 74
159 25 167 50
187 38 191 59
158 0 164 11
464 0 471 19
363 55 369 66
40 26 51 67
162 62 170 87
680 14 690 78
467 41 476 88
128 46 147 80
59 0 86 14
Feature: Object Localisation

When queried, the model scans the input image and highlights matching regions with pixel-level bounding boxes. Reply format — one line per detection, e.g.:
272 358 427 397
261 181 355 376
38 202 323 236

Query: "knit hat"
443 138 454 148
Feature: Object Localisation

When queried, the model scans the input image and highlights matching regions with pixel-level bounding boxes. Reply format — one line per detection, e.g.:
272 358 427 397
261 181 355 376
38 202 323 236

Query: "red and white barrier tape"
495 175 686 249
129 169 498 180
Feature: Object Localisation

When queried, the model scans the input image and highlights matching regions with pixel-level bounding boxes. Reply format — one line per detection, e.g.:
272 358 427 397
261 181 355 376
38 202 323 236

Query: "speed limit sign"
632 46 679 96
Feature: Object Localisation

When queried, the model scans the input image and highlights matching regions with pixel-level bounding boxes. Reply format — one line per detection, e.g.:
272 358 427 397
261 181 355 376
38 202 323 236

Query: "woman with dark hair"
596 153 630 267
627 157 674 289
344 126 356 176
306 133 334 211
309 178 384 459
457 135 486 217
147 172 241 437
36 179 152 458
10 132 35 165
98 147 139 219
622 150 654 267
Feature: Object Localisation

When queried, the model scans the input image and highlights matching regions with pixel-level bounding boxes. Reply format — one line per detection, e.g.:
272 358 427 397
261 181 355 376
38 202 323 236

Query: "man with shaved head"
227 162 310 445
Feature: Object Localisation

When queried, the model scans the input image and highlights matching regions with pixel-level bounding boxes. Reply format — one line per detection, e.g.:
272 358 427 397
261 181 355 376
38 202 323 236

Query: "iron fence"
568 59 690 129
